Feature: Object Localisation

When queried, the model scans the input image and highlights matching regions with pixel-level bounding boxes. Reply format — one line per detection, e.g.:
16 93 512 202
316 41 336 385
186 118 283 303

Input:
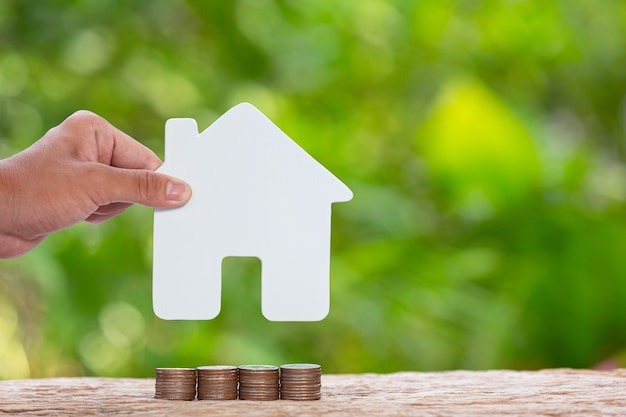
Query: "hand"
0 110 191 259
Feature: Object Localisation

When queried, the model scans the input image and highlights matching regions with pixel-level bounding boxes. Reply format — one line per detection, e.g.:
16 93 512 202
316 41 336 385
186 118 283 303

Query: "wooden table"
1 369 625 416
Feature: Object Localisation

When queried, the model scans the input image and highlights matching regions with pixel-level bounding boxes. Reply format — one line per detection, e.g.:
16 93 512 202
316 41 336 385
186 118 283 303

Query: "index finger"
109 125 163 171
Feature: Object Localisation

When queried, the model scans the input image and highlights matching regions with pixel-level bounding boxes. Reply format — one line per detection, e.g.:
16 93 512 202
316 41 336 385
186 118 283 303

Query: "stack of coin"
197 365 239 400
154 368 197 400
238 365 279 401
279 363 322 400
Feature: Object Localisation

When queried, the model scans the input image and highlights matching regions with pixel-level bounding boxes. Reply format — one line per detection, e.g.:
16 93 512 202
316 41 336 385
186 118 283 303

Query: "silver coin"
280 363 321 369
239 365 279 371
197 365 237 370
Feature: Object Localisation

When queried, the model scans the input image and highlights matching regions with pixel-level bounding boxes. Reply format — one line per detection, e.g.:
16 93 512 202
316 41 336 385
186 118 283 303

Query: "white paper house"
153 103 352 321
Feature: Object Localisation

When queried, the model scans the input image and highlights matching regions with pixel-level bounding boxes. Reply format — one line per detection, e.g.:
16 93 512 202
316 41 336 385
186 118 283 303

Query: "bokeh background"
2 0 626 379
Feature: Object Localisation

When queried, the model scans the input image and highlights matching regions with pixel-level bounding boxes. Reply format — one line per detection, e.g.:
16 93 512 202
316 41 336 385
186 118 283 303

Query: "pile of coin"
154 368 197 400
197 365 239 400
238 365 280 401
154 363 322 401
279 364 322 400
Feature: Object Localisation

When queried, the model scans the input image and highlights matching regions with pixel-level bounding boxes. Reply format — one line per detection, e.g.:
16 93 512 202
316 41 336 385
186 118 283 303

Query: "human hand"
0 110 191 259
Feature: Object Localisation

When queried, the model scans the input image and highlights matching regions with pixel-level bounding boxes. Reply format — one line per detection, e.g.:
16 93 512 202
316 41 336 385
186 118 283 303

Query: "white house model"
153 103 352 321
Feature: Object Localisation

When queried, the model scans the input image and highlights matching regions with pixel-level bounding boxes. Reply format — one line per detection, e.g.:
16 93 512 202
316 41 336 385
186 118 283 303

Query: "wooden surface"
1 369 625 416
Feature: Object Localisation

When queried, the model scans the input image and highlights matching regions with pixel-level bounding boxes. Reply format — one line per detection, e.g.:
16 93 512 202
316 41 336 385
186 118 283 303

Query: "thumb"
99 166 192 208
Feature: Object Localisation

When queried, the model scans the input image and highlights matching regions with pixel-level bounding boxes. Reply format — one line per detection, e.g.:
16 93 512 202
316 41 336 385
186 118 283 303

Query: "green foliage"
1 0 626 378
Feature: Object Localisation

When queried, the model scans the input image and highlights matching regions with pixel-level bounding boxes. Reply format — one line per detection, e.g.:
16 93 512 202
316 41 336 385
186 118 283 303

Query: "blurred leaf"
418 79 541 219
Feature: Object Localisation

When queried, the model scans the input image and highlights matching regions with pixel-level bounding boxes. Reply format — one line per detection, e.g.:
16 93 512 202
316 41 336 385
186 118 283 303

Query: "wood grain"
0 369 625 416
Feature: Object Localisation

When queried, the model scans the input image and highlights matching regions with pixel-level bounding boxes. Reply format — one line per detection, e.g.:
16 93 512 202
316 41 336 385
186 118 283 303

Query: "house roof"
163 102 353 204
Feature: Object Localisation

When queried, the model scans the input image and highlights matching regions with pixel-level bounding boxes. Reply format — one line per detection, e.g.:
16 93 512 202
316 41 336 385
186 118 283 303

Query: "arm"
0 110 191 259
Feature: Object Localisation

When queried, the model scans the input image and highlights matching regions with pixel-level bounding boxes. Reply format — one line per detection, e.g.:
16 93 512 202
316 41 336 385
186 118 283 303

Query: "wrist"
0 157 10 217
0 156 18 238
0 156 30 259
0 158 11 257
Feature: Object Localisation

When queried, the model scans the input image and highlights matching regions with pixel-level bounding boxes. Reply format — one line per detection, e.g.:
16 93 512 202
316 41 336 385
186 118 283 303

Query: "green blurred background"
2 0 626 379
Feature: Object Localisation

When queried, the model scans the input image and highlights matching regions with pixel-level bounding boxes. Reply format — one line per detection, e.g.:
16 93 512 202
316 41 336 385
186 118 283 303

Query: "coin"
238 365 279 401
279 363 322 400
154 368 197 400
197 365 238 400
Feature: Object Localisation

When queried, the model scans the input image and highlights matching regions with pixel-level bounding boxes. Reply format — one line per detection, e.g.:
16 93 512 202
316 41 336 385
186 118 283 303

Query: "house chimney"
165 118 198 141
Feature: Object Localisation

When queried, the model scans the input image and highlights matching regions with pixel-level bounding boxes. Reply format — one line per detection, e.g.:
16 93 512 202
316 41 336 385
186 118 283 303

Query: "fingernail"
166 181 189 201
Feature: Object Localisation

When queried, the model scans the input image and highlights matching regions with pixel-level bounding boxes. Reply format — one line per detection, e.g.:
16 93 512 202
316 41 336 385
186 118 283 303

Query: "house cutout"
153 103 352 321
